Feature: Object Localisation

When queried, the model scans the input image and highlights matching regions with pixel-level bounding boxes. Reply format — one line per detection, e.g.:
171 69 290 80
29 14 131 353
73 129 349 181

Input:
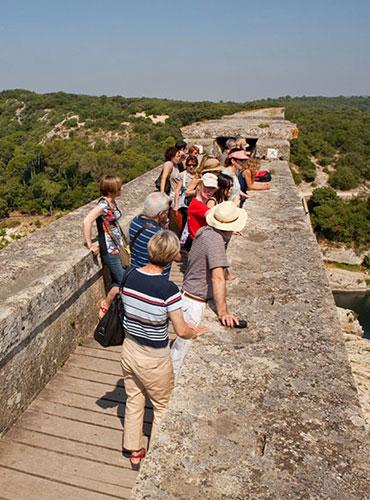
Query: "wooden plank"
15 411 151 452
75 346 121 362
35 386 153 420
3 427 139 469
0 464 130 499
83 337 122 353
61 364 124 387
49 372 125 401
29 398 153 430
0 442 135 497
67 354 122 376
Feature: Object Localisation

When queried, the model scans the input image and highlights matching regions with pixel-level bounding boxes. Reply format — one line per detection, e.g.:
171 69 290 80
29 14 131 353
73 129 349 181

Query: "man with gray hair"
129 192 173 278
220 138 237 165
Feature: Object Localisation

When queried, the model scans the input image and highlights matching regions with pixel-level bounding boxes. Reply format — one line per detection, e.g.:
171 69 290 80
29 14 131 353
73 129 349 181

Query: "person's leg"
179 207 188 233
138 355 174 443
171 296 205 377
121 345 146 453
102 253 124 285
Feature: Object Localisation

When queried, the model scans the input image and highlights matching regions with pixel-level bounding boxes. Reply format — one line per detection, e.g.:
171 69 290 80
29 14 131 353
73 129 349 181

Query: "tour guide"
171 201 247 374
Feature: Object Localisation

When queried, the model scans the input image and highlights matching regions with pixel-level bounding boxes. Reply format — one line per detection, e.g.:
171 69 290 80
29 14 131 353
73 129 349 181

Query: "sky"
0 0 369 102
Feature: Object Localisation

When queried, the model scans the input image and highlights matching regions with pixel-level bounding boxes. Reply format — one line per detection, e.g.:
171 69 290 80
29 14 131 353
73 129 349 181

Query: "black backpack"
93 267 134 347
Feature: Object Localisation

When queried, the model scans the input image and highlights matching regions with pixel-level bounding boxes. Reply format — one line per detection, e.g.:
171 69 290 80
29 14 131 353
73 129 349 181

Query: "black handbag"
93 267 134 347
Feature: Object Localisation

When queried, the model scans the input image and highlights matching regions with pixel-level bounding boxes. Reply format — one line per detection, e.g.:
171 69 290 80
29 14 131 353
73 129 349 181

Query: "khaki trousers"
121 338 174 451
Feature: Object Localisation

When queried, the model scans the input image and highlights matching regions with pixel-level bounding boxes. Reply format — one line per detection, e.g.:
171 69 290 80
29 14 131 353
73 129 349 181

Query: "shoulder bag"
93 267 135 347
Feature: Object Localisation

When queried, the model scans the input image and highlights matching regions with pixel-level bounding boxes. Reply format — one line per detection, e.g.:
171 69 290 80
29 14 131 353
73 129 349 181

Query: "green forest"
0 90 369 248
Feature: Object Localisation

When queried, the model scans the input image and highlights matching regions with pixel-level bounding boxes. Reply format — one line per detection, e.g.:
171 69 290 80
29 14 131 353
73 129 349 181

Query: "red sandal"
130 448 146 470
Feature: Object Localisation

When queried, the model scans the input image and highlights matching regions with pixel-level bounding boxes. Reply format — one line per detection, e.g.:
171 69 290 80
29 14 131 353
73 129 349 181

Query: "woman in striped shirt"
120 230 207 469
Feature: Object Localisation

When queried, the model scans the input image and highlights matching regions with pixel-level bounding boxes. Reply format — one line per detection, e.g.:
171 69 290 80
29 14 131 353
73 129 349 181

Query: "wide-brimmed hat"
201 172 218 188
228 150 250 160
197 157 222 175
206 201 247 232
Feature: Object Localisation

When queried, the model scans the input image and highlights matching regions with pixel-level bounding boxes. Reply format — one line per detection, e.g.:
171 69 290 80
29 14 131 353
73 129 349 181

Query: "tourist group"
83 138 271 469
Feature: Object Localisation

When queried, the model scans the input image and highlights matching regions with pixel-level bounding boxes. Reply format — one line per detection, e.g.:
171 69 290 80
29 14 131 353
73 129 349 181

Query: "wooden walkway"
0 263 184 499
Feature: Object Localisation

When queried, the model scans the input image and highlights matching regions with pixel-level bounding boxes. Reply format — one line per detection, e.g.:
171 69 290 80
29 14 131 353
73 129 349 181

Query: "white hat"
206 201 247 232
201 172 218 188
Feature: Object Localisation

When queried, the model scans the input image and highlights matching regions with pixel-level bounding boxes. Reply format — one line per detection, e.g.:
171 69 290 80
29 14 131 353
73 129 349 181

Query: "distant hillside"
0 89 249 218
0 91 369 249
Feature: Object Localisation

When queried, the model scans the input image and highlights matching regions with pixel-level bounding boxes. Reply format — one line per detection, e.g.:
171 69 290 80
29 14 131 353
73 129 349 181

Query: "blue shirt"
129 216 171 278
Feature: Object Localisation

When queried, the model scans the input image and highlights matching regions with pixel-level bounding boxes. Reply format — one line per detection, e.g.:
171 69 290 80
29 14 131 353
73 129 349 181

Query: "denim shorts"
102 253 125 285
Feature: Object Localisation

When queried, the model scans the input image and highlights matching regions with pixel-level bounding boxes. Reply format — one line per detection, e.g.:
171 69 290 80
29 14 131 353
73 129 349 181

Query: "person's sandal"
130 448 146 470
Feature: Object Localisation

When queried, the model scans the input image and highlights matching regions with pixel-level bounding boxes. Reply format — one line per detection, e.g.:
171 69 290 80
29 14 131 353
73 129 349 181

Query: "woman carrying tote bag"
83 175 127 285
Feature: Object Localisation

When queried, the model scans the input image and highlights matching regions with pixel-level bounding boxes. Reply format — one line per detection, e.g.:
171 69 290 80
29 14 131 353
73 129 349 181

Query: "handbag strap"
119 266 136 293
103 219 127 250
130 219 156 251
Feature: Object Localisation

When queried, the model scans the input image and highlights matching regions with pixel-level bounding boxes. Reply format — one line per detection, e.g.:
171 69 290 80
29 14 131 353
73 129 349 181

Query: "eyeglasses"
187 163 196 167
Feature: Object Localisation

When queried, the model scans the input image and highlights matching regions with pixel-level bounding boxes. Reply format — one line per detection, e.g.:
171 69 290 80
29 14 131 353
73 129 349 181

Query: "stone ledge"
133 162 369 499
0 166 160 434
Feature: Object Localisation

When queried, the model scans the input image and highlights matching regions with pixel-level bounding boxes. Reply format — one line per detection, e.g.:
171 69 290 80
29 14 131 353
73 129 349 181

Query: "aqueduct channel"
0 109 369 499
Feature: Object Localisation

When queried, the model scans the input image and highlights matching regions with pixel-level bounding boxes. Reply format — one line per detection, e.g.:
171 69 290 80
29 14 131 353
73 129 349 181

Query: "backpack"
254 170 271 182
93 267 134 347
155 164 172 195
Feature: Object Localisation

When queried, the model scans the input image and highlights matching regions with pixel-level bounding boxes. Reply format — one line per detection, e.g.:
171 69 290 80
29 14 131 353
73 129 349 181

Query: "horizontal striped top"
121 268 182 348
129 215 171 278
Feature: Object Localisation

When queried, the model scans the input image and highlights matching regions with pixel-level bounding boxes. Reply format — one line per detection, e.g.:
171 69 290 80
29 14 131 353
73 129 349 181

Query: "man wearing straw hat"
171 201 247 375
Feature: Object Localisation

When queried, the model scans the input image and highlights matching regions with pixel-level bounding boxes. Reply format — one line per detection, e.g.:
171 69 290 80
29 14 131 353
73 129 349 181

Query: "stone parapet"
0 167 160 435
133 161 369 499
181 107 296 160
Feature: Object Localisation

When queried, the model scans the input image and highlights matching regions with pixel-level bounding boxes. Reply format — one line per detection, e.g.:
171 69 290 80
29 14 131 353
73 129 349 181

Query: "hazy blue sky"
1 0 369 101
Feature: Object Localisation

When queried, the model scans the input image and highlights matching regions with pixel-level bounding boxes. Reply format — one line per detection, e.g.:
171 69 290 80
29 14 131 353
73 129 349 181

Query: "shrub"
329 165 359 190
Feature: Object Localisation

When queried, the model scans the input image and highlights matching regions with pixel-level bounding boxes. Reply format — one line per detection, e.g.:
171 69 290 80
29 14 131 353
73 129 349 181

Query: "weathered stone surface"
320 243 364 266
337 307 364 337
0 167 160 435
325 267 367 292
181 108 296 160
337 307 370 432
133 161 369 499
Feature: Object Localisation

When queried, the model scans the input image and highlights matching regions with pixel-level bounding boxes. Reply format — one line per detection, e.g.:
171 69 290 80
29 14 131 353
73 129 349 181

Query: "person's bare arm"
160 163 172 193
244 169 270 191
185 177 200 197
105 286 120 306
173 177 183 211
169 308 208 339
211 267 239 327
83 205 104 255
173 252 182 262
207 198 216 209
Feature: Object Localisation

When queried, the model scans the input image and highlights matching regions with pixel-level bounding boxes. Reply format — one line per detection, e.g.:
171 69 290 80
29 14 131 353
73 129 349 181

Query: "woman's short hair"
185 154 198 167
148 230 180 267
188 144 199 155
99 175 123 196
164 146 179 162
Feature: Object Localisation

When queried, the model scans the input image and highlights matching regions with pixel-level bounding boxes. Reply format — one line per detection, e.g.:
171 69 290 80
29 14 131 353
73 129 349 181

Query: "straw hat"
206 201 247 232
197 157 222 175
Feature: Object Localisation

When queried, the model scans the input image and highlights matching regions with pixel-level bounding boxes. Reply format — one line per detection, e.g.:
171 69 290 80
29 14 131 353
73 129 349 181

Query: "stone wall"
133 112 369 498
133 160 369 499
182 108 296 160
0 167 160 435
